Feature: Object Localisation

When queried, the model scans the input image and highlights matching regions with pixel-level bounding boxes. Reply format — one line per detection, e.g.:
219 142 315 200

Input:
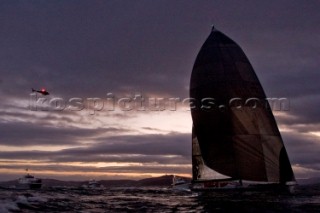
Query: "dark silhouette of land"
0 175 191 189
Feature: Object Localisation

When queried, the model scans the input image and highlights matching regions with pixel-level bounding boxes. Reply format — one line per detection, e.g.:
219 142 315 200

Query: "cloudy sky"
0 0 319 181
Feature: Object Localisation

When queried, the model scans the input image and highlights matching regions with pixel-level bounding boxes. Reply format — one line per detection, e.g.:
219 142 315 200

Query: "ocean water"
0 185 319 213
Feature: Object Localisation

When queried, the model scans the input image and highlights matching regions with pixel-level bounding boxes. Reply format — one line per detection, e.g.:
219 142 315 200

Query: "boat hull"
16 183 42 190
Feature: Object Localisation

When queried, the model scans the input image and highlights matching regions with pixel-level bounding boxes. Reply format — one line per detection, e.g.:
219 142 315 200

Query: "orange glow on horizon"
0 168 191 181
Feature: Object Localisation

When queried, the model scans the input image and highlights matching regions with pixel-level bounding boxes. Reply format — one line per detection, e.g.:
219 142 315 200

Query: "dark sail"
190 27 295 183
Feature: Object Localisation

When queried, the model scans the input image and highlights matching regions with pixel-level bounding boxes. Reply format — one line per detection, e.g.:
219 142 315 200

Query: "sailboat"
190 26 296 191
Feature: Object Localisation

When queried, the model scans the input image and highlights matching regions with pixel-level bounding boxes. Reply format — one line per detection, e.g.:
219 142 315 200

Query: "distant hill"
98 179 137 187
135 175 190 187
0 175 191 188
136 175 174 186
297 177 320 185
42 179 85 187
0 179 17 188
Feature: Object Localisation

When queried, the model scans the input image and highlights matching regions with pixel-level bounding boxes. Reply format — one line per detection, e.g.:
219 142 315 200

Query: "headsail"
190 27 295 184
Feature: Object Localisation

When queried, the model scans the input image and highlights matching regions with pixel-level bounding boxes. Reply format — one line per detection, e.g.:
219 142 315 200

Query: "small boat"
189 26 296 192
88 179 99 188
171 175 190 191
82 179 104 189
17 174 42 189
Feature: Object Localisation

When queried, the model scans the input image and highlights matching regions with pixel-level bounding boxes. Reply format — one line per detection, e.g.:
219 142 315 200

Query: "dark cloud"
93 133 191 156
289 95 320 125
0 133 191 164
65 133 190 158
0 121 125 146
273 95 320 128
0 0 318 99
282 131 320 166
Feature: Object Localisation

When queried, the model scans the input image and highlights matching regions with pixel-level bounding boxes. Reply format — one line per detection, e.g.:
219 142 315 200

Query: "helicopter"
32 88 50 95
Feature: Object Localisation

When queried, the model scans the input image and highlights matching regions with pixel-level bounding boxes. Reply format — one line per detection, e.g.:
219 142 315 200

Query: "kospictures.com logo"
29 93 290 115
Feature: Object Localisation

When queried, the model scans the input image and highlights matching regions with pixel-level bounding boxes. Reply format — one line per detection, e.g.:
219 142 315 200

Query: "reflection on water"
0 185 319 212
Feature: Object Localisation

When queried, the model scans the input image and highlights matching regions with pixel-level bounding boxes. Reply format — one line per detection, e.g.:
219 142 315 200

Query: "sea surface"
0 185 320 213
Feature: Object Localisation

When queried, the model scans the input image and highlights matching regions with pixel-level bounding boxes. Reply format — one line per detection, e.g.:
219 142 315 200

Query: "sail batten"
190 28 295 183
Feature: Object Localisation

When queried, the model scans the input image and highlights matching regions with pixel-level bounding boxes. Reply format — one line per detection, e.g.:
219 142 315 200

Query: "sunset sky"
0 0 319 181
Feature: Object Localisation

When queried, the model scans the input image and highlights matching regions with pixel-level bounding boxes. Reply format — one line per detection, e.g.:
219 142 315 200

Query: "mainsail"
190 27 295 184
